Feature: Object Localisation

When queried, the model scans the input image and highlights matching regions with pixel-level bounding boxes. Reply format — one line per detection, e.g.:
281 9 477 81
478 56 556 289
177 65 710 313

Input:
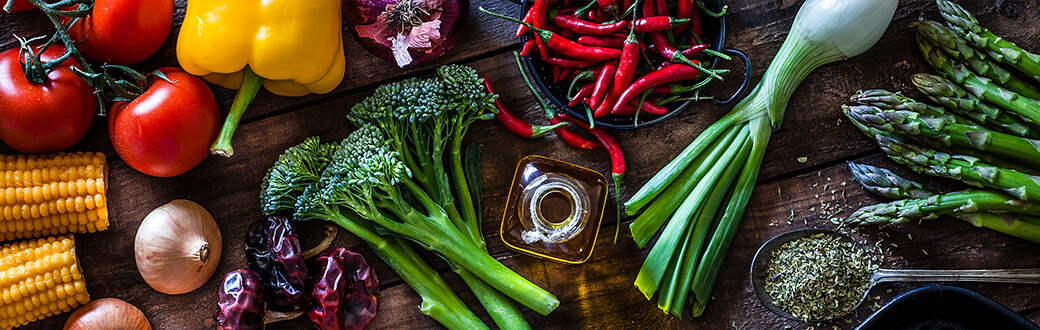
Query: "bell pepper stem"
211 66 264 157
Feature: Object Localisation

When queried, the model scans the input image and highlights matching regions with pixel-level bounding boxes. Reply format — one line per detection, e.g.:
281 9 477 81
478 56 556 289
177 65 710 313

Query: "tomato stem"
211 66 264 157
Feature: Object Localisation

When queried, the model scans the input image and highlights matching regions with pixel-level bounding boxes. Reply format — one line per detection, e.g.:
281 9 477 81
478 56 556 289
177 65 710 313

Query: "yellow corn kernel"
0 153 107 242
0 235 87 329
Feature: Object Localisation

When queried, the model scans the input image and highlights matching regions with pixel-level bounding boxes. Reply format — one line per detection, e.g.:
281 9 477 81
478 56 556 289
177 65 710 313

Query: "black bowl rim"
518 0 735 129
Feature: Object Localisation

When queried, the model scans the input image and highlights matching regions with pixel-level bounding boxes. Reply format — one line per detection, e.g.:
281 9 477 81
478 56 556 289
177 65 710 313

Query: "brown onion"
135 199 223 294
63 298 151 330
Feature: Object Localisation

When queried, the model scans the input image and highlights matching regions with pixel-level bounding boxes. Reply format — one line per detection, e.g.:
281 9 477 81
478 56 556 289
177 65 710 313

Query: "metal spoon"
750 228 1040 322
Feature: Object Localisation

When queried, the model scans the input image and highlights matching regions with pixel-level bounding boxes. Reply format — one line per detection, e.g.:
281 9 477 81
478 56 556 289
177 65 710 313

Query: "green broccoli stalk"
322 125 558 316
261 137 486 330
349 65 537 328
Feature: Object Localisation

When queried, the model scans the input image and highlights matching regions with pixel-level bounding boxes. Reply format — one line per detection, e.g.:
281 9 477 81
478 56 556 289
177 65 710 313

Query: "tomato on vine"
0 45 97 153
108 68 220 177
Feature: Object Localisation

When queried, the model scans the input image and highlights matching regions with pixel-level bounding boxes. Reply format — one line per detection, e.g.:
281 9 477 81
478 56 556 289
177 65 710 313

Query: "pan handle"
712 48 752 105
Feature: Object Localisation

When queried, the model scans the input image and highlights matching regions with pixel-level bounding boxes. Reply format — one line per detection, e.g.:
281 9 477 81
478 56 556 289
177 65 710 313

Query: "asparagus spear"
847 161 933 199
849 190 1040 225
912 20 1040 100
846 162 1040 243
875 133 1040 201
918 40 1040 126
845 104 1040 168
937 0 1040 83
911 73 1040 139
851 89 980 127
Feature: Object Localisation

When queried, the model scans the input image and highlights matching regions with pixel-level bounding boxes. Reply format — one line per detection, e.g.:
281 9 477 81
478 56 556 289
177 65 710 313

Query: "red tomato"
108 67 220 176
108 68 220 177
64 0 174 65
0 45 97 153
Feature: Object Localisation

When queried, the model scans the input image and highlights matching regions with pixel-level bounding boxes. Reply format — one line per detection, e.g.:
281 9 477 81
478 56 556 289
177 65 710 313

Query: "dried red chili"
307 248 379 330
215 269 265 330
245 216 308 310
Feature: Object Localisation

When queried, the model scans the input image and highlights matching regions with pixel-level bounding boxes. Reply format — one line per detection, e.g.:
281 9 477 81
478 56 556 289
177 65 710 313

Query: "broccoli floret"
260 136 337 215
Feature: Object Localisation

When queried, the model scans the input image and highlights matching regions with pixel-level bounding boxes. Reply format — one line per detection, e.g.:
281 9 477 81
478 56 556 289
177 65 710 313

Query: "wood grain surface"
1 0 1038 329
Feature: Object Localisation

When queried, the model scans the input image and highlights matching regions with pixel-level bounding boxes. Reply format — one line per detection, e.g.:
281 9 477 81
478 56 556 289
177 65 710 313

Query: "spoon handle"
873 268 1040 284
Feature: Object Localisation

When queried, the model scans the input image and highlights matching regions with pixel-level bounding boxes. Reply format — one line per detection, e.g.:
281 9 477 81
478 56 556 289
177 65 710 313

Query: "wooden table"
3 0 1039 329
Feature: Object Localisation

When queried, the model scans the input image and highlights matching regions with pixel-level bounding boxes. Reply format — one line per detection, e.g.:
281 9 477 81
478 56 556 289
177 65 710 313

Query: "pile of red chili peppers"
484 0 726 120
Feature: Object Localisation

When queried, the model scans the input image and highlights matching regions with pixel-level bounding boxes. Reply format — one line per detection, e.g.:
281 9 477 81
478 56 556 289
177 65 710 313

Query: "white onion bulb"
134 199 222 294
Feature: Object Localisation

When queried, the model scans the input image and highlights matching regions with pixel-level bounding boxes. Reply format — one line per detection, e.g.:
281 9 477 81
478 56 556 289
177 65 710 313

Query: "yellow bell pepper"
176 0 345 156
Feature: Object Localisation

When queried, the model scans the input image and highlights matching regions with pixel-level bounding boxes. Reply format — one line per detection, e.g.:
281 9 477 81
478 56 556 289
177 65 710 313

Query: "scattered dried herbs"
763 233 878 321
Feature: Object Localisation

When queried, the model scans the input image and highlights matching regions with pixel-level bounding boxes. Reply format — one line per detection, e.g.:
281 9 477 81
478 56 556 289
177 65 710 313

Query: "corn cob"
0 235 89 329
0 152 108 241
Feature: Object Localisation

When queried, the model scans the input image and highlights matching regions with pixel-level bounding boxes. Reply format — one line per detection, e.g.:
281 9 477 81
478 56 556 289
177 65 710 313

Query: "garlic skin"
135 199 222 295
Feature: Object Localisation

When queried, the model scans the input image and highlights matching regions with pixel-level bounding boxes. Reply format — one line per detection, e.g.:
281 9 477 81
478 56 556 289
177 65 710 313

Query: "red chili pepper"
609 31 640 109
674 0 695 35
593 6 608 23
612 63 700 114
544 56 601 69
532 0 551 59
518 6 534 37
561 67 575 81
642 0 655 17
613 98 669 116
690 1 703 40
647 30 720 80
654 0 667 18
556 112 625 242
484 8 623 62
570 83 595 107
549 115 601 150
596 0 617 14
519 39 537 57
576 34 626 48
590 61 617 111
550 10 626 35
484 78 563 138
632 16 690 33
552 65 562 83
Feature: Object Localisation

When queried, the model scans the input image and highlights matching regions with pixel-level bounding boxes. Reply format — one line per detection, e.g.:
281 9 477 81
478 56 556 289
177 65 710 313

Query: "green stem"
634 125 748 300
690 116 770 316
629 125 742 246
327 213 487 330
211 66 264 157
953 212 1040 244
457 270 531 330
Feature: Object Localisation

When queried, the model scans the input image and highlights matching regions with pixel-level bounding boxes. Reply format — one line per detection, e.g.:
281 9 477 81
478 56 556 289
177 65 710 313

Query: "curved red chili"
576 34 626 48
613 98 669 116
544 56 601 69
570 83 594 107
612 63 700 114
549 115 601 150
675 0 695 35
517 6 534 37
519 39 537 57
532 0 551 58
556 113 624 177
551 10 626 35
590 61 617 111
484 78 563 138
609 31 640 109
483 8 622 62
632 16 690 33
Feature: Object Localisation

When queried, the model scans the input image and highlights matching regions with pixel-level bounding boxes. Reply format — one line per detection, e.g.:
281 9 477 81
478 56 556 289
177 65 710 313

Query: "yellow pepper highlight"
176 0 345 156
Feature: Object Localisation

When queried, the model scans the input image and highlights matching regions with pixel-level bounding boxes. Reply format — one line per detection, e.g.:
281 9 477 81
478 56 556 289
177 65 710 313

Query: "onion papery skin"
63 298 152 330
134 199 223 295
344 0 469 67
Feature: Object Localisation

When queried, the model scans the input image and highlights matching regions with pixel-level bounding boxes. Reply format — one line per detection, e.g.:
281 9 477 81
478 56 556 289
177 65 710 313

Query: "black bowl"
519 1 751 129
856 285 1040 330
